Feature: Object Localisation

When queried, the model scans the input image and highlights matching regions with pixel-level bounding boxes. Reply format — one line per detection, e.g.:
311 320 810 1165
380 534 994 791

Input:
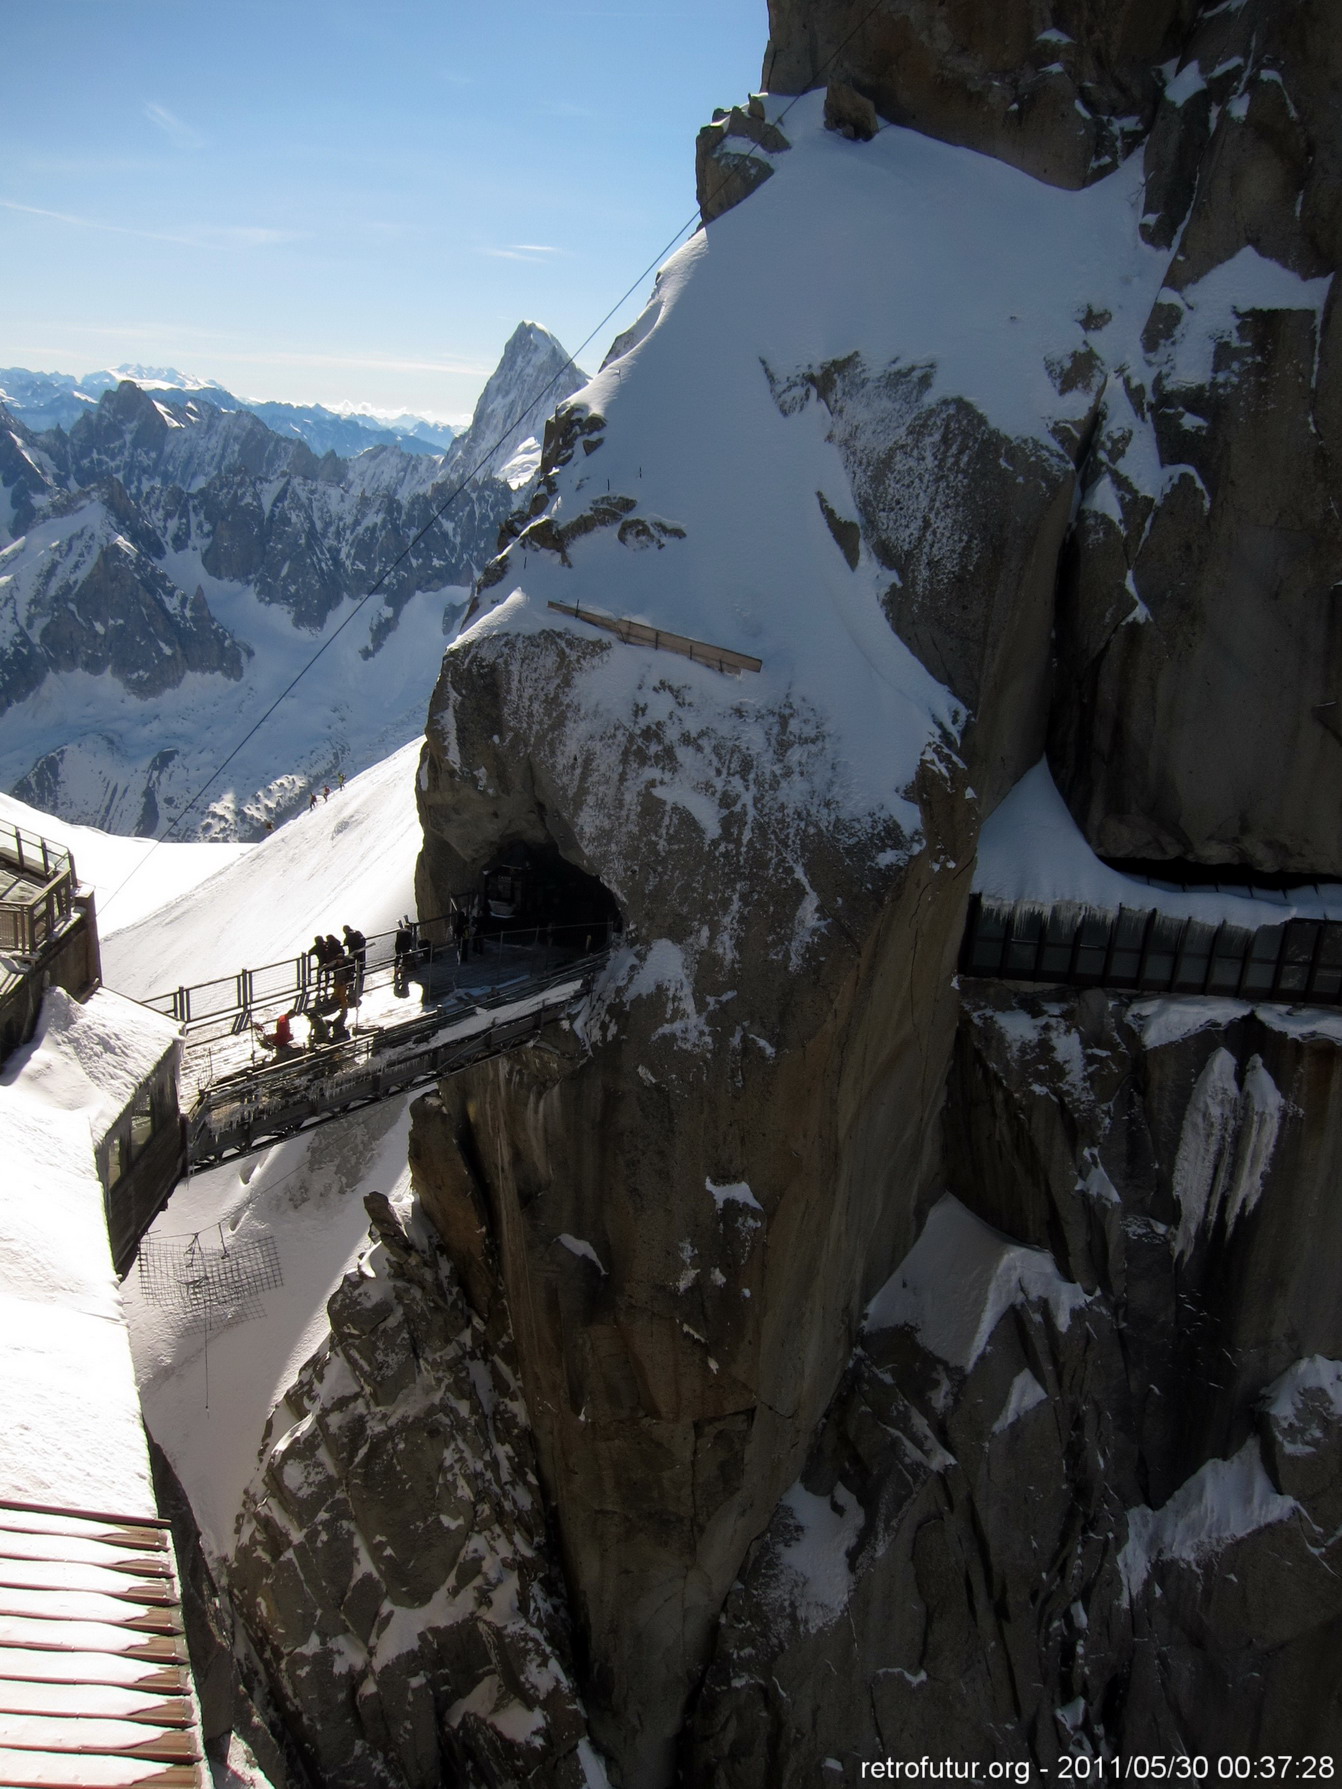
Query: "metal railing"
142 915 618 1037
0 820 76 956
961 895 1342 1005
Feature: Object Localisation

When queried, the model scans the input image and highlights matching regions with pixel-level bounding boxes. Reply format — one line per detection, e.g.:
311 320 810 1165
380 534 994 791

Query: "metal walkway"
181 947 609 1170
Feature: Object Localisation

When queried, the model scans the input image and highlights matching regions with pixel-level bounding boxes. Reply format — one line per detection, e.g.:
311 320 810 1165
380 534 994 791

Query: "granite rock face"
1050 0 1342 873
412 585 975 1784
685 989 1342 1777
760 0 1197 189
758 0 1195 188
759 0 1342 874
227 1195 600 1789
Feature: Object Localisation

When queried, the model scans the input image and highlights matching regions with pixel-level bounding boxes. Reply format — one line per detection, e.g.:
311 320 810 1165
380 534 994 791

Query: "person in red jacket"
254 1011 295 1052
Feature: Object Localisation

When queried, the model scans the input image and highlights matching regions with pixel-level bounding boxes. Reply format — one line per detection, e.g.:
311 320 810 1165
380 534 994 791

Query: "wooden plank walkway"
0 1500 204 1789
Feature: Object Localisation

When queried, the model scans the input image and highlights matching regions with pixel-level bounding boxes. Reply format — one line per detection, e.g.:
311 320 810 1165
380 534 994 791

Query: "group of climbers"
306 770 347 813
308 926 367 1006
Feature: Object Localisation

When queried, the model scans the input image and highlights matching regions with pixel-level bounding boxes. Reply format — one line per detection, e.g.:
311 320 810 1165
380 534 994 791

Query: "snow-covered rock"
0 364 456 456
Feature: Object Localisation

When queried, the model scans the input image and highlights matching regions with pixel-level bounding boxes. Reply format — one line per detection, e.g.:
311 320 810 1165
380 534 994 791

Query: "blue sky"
0 0 767 421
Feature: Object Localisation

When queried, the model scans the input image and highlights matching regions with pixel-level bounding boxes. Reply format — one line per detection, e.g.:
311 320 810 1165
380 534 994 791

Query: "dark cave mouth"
475 840 623 937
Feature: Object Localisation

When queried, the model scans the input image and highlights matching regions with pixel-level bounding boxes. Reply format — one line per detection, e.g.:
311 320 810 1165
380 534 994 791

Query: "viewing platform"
0 821 99 1065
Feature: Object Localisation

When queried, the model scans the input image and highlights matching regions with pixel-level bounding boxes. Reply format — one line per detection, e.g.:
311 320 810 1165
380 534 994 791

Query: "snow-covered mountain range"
0 322 584 838
0 364 458 457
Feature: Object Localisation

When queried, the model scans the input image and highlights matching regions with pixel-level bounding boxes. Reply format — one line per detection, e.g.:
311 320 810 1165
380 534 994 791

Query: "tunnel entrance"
474 841 622 937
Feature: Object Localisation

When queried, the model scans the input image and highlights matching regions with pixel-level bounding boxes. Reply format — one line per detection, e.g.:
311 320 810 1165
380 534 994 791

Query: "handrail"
548 599 763 675
142 915 618 1031
0 818 72 881
192 949 606 1102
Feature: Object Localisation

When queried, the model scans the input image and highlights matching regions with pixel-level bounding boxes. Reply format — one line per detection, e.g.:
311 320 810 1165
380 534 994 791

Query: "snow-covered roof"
3 986 179 1150
0 988 176 1513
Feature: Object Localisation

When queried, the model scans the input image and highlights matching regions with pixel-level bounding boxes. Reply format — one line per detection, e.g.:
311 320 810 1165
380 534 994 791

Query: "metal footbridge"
136 920 613 1173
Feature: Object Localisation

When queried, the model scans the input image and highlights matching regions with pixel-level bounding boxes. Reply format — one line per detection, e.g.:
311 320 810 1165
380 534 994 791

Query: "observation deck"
0 821 100 1065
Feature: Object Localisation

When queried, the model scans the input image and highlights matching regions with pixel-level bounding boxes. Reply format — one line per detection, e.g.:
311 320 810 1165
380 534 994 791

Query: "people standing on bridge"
310 933 340 999
394 917 415 995
342 924 367 994
331 948 356 1035
322 934 343 999
309 934 330 998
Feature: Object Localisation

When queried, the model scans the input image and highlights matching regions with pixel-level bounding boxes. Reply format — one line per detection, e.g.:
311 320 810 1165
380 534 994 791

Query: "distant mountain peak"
447 321 586 482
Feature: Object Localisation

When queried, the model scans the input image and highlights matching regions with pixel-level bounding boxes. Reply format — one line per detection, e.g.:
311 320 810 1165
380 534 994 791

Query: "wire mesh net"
137 1232 283 1334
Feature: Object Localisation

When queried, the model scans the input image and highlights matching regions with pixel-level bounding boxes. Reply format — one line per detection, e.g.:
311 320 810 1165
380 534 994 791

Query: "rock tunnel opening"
475 840 623 941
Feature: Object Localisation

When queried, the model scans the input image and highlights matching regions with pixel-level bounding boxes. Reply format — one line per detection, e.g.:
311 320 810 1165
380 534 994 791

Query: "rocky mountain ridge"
398 0 1341 1779
0 322 583 836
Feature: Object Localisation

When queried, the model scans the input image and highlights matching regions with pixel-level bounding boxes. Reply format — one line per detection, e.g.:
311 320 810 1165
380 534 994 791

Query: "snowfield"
0 736 428 1547
101 738 423 999
456 91 1180 848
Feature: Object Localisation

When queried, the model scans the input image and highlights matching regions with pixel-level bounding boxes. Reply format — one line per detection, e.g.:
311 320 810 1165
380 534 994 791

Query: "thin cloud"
144 102 204 150
0 200 295 251
231 349 494 376
478 243 564 262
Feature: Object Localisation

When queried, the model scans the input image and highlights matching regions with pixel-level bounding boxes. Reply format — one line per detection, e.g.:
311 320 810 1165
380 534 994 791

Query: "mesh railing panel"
962 895 1342 1005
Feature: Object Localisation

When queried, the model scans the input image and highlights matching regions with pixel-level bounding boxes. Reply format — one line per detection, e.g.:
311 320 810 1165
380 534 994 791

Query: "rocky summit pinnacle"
445 320 586 483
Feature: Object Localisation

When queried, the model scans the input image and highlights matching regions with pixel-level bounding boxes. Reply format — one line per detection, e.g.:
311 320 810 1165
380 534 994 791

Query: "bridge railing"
961 895 1342 1005
143 916 617 1033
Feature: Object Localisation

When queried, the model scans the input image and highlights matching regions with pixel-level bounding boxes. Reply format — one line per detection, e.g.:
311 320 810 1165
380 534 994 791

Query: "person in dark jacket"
394 918 415 995
330 947 356 1035
309 934 330 998
342 924 367 994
